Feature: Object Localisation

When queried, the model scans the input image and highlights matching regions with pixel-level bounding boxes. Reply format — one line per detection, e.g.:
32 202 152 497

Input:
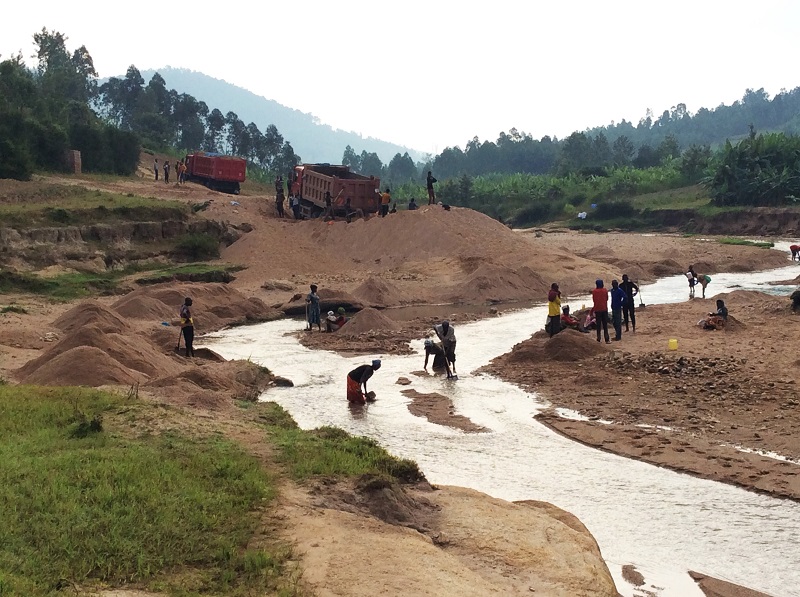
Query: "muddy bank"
689 571 773 597
486 291 800 501
400 389 487 433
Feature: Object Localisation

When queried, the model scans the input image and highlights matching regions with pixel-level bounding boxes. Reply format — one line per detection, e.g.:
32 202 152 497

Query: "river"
206 242 800 597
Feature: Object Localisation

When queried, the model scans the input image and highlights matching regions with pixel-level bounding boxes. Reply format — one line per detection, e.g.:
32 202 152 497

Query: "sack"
704 275 711 283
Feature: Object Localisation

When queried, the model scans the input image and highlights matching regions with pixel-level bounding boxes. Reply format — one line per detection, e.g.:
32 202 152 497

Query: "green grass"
0 266 157 300
718 237 775 248
629 184 711 210
135 263 244 285
256 403 424 483
0 386 293 596
0 185 187 228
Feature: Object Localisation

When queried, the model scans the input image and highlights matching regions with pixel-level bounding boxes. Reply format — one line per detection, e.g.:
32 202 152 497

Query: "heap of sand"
505 329 608 364
340 307 400 336
281 288 364 315
352 277 411 308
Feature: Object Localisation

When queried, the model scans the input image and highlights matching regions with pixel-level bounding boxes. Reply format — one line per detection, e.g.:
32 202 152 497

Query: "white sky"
3 1 799 154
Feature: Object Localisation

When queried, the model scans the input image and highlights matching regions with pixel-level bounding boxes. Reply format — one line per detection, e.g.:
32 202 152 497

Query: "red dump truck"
185 153 247 194
291 164 381 218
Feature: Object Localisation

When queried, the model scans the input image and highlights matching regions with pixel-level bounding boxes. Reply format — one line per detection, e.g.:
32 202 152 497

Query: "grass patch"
256 402 424 483
718 237 775 248
0 305 27 314
629 184 711 210
0 386 292 595
0 265 159 300
136 262 243 285
174 233 221 261
0 185 187 228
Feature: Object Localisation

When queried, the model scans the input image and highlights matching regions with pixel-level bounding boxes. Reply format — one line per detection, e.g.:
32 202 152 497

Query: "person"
703 299 728 330
610 279 626 341
560 305 586 332
791 289 800 311
174 160 179 183
433 320 457 373
408 198 418 210
791 245 800 261
154 158 159 181
619 274 639 332
344 197 363 223
698 273 711 299
583 307 597 331
423 339 454 378
389 203 397 214
426 171 437 205
179 297 195 357
291 194 302 220
275 175 283 195
547 283 562 338
380 188 391 217
347 360 381 404
323 190 333 219
163 160 170 184
178 160 187 184
306 284 321 331
326 307 348 332
592 279 610 344
686 265 698 298
275 192 285 218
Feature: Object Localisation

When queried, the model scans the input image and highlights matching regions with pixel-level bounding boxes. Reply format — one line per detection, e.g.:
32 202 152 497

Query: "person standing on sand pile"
154 158 159 181
434 320 457 374
180 297 195 357
306 284 321 332
547 283 562 338
163 160 170 184
591 279 611 344
275 190 285 218
408 198 418 210
347 360 381 403
610 279 626 341
426 171 437 205
380 188 391 217
619 274 639 332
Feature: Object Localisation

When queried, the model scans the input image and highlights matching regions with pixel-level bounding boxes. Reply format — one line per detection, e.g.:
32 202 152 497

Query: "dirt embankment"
485 290 800 501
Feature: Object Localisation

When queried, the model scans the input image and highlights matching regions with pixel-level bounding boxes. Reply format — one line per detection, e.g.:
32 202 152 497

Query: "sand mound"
282 288 364 315
445 264 546 304
352 277 410 308
113 283 278 328
21 346 140 386
506 329 607 364
340 307 400 336
53 301 131 334
18 323 182 381
651 259 682 277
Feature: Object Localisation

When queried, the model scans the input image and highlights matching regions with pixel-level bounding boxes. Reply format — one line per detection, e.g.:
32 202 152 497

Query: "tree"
342 145 360 171
612 135 635 166
204 108 225 151
657 135 681 162
387 152 416 183
359 151 383 177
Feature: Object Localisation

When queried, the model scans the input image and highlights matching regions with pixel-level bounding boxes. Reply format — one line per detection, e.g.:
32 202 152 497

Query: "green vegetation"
0 265 153 300
0 185 187 228
0 305 27 314
718 237 775 248
136 263 243 284
257 403 424 483
0 386 293 595
174 233 221 261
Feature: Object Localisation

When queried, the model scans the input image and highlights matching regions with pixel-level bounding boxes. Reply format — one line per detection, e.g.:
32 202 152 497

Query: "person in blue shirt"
610 279 627 341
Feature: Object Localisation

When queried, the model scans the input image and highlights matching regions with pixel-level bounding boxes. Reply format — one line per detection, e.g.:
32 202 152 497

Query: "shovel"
175 327 183 353
637 283 646 309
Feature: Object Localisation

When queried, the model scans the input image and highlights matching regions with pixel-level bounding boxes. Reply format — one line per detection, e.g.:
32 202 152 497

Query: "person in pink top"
790 244 800 261
591 279 610 344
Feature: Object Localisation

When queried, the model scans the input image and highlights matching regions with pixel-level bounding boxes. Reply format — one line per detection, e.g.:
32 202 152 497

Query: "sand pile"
281 288 364 315
144 360 273 403
53 301 131 334
340 307 400 336
352 277 410 308
445 264 546 304
21 346 140 386
113 282 278 328
506 329 607 364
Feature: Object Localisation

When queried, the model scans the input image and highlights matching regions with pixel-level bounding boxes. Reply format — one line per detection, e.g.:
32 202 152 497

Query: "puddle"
206 258 800 597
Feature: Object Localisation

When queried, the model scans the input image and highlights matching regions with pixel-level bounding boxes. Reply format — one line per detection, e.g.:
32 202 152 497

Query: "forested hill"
139 68 422 164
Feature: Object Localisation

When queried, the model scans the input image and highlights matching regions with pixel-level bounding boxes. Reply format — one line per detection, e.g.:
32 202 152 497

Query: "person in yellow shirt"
547 283 562 338
179 297 195 357
380 188 391 218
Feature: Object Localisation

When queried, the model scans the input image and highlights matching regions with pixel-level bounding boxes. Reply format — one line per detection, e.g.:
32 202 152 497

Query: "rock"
396 377 412 386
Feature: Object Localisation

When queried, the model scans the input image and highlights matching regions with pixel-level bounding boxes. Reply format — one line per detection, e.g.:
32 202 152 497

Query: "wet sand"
401 389 487 433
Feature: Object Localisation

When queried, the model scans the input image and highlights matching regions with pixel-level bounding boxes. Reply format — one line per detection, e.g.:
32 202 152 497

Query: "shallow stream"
206 243 800 597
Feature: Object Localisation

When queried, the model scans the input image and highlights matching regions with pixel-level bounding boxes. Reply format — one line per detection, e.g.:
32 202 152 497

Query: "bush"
175 233 221 261
594 199 638 220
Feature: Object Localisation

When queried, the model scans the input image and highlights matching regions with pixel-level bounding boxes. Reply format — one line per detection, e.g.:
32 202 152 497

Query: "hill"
140 68 423 164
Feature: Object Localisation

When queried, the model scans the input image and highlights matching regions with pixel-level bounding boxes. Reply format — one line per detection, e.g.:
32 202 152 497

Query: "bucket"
668 338 678 351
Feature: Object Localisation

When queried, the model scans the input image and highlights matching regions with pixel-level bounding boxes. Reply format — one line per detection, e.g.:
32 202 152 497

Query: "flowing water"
206 242 800 597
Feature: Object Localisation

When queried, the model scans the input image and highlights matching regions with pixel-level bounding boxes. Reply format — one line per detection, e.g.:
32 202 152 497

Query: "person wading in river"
423 339 453 378
434 320 457 374
347 359 381 403
591 279 610 344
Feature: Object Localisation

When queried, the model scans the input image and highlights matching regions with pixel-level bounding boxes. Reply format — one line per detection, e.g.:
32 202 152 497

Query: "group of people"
686 265 712 298
153 158 188 185
547 274 640 343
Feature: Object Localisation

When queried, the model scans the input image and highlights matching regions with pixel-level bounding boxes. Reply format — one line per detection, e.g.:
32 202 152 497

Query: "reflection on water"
206 259 800 597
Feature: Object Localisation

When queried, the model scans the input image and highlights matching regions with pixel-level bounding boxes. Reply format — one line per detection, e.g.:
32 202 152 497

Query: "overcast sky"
3 1 799 155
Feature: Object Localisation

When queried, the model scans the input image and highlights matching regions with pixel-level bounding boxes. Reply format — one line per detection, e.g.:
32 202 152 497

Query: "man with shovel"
620 274 639 333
